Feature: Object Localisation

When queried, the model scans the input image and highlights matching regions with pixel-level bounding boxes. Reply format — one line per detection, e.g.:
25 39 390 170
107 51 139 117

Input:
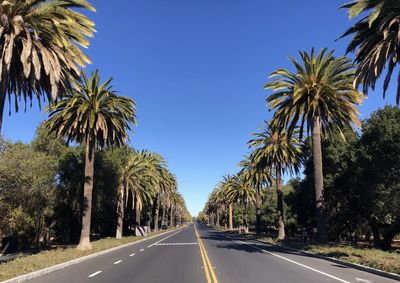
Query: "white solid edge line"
88 271 102 278
225 236 350 283
147 229 184 248
129 253 135 257
113 260 122 265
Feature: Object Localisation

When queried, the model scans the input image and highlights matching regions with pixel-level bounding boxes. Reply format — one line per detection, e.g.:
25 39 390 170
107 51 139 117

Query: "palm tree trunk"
256 184 262 235
170 205 174 227
135 194 141 226
116 185 124 239
313 117 328 244
0 71 8 134
153 192 160 231
162 200 166 226
77 138 95 250
276 169 285 240
216 209 220 227
229 203 233 230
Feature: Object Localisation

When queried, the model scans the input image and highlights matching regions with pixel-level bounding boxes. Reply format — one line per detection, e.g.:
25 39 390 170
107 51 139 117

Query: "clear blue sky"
3 0 394 216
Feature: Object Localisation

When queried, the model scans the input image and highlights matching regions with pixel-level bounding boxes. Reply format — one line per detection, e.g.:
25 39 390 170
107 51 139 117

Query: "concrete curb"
1 228 181 283
254 238 400 281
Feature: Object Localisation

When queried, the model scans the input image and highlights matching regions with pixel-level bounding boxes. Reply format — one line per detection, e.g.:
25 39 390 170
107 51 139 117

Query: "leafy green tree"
45 70 136 250
0 0 95 132
265 48 364 243
341 0 400 103
359 106 400 249
249 123 302 239
0 140 58 248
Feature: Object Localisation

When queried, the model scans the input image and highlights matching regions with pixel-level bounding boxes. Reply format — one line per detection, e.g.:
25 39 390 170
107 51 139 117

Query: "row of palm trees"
115 149 189 240
202 0 400 244
1 0 399 247
202 49 363 243
0 1 191 250
43 70 190 250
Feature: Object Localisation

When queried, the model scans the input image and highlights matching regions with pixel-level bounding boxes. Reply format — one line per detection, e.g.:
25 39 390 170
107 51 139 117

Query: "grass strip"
0 228 175 281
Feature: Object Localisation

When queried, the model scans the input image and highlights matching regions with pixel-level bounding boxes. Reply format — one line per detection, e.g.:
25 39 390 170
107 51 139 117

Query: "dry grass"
0 228 175 281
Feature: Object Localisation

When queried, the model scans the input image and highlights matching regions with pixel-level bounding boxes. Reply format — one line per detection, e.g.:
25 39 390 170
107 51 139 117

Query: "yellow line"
199 238 218 283
195 227 211 283
195 225 218 283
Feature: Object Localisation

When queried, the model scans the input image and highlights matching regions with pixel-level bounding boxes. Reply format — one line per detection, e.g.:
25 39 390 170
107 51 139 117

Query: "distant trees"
200 106 400 250
0 125 189 249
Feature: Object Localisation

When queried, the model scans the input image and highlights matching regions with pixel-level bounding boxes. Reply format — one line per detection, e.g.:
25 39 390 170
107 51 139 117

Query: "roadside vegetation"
0 228 175 282
199 0 400 275
0 0 190 265
1 0 400 280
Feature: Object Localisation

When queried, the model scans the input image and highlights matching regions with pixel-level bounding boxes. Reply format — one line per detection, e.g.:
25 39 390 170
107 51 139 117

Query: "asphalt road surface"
27 223 399 283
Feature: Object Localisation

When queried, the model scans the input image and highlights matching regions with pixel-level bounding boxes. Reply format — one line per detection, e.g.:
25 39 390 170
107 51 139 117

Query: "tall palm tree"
161 176 177 227
265 49 364 243
340 0 400 103
150 155 171 231
226 173 256 230
115 150 156 239
239 156 273 235
169 191 183 227
0 0 95 132
45 70 136 250
219 175 236 230
249 123 303 239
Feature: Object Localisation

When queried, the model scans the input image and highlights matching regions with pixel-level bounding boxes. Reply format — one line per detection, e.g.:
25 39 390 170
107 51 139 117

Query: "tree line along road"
25 223 398 283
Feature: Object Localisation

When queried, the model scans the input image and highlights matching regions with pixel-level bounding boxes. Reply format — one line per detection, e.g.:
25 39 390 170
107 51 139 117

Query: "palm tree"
115 150 156 239
169 191 183 227
161 176 177 227
239 156 273 235
249 123 303 239
45 70 136 250
226 173 256 231
340 0 400 103
150 155 172 231
265 49 364 243
0 0 95 132
219 175 236 230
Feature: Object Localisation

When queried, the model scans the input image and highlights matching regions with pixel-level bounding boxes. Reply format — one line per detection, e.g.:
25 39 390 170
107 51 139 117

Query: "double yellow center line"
195 225 218 283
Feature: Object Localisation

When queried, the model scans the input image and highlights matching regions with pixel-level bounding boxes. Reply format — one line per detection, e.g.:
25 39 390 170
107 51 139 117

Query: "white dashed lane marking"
140 249 144 251
113 260 122 265
88 271 102 278
155 242 198 246
129 253 135 257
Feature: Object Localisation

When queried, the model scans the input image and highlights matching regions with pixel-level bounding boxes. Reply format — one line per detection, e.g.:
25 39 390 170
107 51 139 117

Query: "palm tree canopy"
249 122 304 177
121 150 160 210
0 0 95 111
45 70 136 148
340 0 400 103
238 155 273 189
225 173 256 205
266 48 364 138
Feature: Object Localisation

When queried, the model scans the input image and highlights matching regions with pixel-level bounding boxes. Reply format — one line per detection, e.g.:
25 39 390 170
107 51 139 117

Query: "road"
27 223 398 283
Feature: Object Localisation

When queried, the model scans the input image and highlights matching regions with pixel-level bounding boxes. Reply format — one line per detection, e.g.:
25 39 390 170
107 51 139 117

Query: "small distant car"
161 225 168 230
